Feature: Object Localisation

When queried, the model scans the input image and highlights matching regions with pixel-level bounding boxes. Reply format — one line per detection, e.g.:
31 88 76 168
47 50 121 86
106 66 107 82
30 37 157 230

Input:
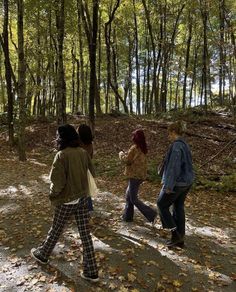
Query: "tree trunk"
88 0 99 130
104 0 128 113
189 45 198 107
219 0 226 105
55 0 66 125
96 9 102 116
77 1 85 113
133 0 141 115
183 13 192 109
200 0 209 113
71 47 76 113
0 52 6 111
142 0 158 114
145 41 151 114
2 0 14 146
17 0 27 161
175 57 182 110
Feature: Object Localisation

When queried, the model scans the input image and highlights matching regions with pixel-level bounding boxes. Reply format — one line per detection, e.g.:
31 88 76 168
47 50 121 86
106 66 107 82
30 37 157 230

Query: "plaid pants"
38 197 98 276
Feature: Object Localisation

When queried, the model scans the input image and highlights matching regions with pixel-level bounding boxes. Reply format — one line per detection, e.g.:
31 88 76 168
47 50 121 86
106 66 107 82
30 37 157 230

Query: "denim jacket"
161 138 194 191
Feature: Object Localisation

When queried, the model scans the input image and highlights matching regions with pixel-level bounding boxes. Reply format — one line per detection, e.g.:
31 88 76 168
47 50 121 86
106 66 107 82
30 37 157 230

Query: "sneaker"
120 215 133 222
166 239 185 248
80 272 99 283
31 248 48 265
166 230 184 248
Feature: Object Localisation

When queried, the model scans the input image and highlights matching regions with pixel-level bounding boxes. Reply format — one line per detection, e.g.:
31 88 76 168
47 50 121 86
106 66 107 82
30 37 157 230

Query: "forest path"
0 150 236 292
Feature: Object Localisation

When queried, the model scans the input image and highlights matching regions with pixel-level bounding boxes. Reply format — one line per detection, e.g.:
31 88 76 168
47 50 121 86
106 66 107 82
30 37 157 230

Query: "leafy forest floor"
0 110 236 292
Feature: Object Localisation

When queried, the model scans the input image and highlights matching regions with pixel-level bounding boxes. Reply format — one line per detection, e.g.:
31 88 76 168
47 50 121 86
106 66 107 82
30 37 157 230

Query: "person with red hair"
119 129 157 223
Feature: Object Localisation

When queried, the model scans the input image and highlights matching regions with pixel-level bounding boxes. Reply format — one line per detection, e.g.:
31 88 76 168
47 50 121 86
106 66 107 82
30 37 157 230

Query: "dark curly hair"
77 124 93 145
56 124 80 150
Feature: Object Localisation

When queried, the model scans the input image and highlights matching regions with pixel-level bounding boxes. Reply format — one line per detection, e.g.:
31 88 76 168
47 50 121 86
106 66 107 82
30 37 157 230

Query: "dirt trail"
0 150 236 292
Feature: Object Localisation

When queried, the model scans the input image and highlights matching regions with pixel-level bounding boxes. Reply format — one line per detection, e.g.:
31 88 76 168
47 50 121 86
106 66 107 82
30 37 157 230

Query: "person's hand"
119 151 124 159
165 188 172 194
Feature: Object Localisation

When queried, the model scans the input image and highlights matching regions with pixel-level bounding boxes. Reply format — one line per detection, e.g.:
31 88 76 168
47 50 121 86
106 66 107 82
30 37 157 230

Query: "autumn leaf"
172 280 183 287
127 273 136 283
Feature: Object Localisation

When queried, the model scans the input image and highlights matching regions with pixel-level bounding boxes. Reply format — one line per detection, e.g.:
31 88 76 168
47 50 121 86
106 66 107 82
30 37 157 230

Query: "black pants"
157 185 191 236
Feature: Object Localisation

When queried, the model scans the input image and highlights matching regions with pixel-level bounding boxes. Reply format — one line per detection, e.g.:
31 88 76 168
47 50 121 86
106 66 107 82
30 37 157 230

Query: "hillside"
0 112 235 291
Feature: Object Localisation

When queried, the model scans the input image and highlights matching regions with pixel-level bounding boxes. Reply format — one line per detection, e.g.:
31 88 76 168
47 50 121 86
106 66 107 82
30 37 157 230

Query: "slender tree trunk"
133 0 141 115
189 45 198 107
47 6 54 116
219 0 226 105
71 47 75 113
200 0 209 113
17 0 27 161
55 0 66 125
111 31 119 111
77 1 85 113
0 52 6 111
78 0 100 129
96 9 102 116
142 37 147 114
175 57 182 110
105 1 128 113
142 0 158 114
88 0 99 130
2 0 14 146
76 58 80 112
145 42 151 114
124 37 133 113
35 7 41 117
183 13 192 109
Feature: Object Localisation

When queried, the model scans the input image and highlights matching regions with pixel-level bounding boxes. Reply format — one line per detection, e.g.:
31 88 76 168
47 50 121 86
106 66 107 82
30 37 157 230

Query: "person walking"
77 124 94 211
157 121 194 248
119 129 157 223
31 124 99 282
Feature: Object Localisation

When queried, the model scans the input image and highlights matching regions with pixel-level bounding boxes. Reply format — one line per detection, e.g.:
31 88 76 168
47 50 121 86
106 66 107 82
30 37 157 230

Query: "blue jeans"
157 185 191 236
123 178 157 222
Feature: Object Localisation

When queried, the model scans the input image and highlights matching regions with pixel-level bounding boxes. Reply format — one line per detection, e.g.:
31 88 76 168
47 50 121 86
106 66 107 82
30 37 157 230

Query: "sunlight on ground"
186 220 231 243
28 159 48 167
40 174 50 184
94 192 235 286
116 224 233 285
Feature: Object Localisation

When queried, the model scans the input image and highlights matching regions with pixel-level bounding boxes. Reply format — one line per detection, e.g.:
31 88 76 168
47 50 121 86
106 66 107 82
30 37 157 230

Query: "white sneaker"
80 272 99 283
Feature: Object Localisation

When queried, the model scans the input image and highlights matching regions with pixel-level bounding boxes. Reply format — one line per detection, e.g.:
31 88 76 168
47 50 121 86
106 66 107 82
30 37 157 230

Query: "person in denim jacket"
157 121 194 248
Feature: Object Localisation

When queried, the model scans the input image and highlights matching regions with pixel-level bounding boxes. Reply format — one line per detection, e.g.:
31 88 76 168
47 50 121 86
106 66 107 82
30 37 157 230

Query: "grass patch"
196 173 236 192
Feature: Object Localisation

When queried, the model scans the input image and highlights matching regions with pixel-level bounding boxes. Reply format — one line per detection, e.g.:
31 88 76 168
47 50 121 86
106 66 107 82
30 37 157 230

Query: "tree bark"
200 0 209 113
2 0 14 146
17 0 27 161
133 0 141 115
183 12 192 109
88 0 99 130
55 0 66 125
219 0 226 106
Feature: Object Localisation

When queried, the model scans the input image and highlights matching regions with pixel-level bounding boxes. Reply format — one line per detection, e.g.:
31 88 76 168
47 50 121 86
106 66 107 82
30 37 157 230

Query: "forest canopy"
0 0 236 159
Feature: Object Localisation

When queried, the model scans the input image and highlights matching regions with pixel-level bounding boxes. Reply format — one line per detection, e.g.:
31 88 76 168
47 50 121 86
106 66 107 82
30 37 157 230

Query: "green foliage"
1 0 236 116
196 173 236 192
147 159 162 183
